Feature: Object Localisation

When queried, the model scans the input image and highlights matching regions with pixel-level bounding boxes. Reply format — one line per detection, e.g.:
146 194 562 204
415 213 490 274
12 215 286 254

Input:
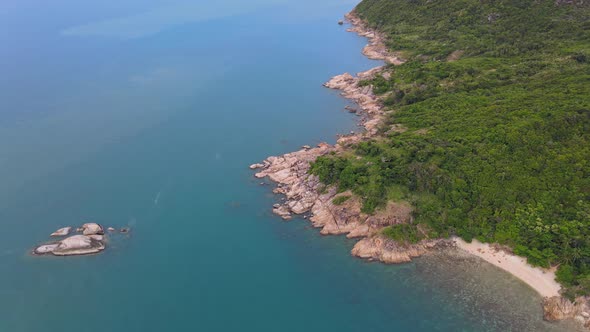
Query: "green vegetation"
382 224 427 244
311 0 590 296
332 195 352 205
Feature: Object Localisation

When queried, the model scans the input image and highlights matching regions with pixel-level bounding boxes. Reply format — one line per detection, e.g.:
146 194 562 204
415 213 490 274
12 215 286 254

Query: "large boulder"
50 227 71 237
81 223 104 235
52 235 105 256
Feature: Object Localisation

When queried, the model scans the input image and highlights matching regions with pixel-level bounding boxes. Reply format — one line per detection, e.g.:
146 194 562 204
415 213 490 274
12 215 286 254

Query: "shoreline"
452 236 561 298
251 9 589 328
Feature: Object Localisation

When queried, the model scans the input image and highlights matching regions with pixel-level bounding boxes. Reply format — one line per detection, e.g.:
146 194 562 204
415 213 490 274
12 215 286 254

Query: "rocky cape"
251 9 589 329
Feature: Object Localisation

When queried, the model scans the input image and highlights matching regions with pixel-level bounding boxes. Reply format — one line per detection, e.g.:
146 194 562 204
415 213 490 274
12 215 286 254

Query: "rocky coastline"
251 11 446 265
344 12 405 65
251 10 589 329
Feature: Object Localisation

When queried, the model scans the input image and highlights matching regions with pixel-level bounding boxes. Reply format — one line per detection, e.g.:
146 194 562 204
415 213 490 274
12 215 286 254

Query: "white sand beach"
453 236 561 298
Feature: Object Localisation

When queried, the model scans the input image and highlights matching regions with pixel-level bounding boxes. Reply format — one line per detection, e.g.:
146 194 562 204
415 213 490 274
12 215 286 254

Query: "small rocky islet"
33 223 130 256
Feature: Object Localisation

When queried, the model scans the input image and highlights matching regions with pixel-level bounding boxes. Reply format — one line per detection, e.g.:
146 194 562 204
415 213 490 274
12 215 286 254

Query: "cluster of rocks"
33 223 129 256
543 296 590 328
352 236 453 263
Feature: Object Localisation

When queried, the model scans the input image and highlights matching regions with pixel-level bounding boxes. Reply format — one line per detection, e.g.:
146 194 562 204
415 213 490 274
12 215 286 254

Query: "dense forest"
310 0 590 298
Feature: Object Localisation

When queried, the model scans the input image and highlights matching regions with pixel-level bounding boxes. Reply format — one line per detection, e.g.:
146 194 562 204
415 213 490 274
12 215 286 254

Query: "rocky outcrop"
253 140 439 261
255 142 332 221
50 227 71 237
352 236 449 263
543 296 590 327
33 222 120 256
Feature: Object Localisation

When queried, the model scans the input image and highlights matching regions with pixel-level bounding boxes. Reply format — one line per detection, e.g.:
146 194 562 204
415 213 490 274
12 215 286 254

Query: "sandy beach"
453 236 561 298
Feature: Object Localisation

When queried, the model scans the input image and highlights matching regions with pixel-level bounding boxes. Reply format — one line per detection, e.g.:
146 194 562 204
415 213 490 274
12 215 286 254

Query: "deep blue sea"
0 1 580 331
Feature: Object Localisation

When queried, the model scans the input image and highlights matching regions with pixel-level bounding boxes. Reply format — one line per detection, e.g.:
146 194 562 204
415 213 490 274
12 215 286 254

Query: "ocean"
0 0 579 331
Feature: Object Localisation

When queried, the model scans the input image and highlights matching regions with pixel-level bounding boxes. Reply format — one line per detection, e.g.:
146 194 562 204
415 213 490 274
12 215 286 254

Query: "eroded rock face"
50 227 71 237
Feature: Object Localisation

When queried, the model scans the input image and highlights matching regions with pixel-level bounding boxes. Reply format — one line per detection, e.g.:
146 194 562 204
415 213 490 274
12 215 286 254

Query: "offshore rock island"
33 223 130 256
252 4 590 329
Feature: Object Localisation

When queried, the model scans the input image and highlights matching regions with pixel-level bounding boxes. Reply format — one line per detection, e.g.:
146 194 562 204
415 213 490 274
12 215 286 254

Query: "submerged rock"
50 227 71 237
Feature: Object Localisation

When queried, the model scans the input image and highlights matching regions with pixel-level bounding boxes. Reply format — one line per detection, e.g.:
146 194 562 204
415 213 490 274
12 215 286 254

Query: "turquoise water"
0 1 579 331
